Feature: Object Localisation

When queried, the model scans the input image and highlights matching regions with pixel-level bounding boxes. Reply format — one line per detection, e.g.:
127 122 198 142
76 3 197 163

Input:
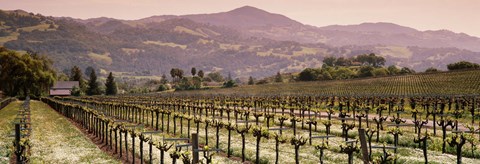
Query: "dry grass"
87 52 113 66
174 26 208 38
0 101 20 163
29 101 119 164
0 32 19 46
143 41 187 49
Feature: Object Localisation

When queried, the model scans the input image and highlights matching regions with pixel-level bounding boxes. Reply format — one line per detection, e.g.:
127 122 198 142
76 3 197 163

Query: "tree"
372 68 389 77
227 72 232 81
248 76 255 85
191 67 197 76
85 66 95 77
70 66 84 89
160 74 168 84
198 70 204 79
369 53 385 67
105 72 117 95
298 68 320 81
355 53 385 67
335 57 351 66
71 86 81 96
425 67 439 73
0 48 56 97
207 72 224 82
399 67 415 74
86 69 101 95
447 61 480 70
321 71 333 80
358 66 375 77
176 77 193 90
387 65 400 75
275 72 283 82
170 68 177 82
157 84 169 91
223 80 237 88
170 68 184 82
323 56 336 67
192 76 202 89
332 67 355 79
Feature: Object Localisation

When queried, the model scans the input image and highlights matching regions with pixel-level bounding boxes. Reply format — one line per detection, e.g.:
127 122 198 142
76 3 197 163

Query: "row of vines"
41 94 480 164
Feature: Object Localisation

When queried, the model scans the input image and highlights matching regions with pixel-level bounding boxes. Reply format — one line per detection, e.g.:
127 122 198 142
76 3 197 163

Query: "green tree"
399 67 415 74
335 57 351 66
176 77 192 90
425 67 439 73
207 71 224 82
86 69 101 95
0 48 56 97
358 66 375 77
170 68 184 83
71 86 81 96
447 61 480 70
355 53 385 67
387 65 400 75
223 80 237 88
70 66 84 90
105 72 117 95
85 66 95 77
192 76 202 89
323 56 336 67
321 71 333 80
248 76 255 85
332 67 355 79
298 68 320 81
198 70 204 79
372 68 389 77
191 67 197 76
161 74 168 84
275 72 283 82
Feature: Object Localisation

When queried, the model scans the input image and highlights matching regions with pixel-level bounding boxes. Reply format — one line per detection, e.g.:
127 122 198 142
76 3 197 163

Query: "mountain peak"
175 5 303 29
228 5 266 14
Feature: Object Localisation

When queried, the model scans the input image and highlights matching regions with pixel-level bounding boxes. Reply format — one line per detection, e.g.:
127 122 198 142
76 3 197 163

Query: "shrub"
298 68 320 81
399 67 415 74
372 68 389 77
425 67 439 73
358 66 375 77
447 61 480 70
157 84 169 92
223 80 237 88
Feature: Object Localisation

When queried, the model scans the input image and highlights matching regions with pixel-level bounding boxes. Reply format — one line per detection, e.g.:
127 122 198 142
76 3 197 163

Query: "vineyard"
36 94 480 164
1 70 480 163
178 70 480 96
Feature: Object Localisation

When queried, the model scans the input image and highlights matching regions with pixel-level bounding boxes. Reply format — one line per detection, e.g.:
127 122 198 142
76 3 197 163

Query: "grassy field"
174 70 480 96
29 101 119 164
0 101 19 163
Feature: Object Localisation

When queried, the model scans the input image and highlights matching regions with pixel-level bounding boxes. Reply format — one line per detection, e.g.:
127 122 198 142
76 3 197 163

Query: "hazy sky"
2 0 479 37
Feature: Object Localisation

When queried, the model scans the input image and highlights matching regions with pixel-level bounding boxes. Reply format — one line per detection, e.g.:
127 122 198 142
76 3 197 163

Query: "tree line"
68 65 117 96
0 47 56 98
296 53 479 82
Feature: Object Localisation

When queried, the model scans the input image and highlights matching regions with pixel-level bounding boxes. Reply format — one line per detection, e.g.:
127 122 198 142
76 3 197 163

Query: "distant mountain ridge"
129 6 480 52
1 7 480 79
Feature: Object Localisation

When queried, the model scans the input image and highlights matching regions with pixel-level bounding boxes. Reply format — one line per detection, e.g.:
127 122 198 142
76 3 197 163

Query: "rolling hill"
1 6 479 79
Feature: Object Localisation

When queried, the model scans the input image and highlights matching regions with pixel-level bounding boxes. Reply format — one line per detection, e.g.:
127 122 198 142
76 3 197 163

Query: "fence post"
192 133 199 164
15 123 21 163
358 128 369 164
